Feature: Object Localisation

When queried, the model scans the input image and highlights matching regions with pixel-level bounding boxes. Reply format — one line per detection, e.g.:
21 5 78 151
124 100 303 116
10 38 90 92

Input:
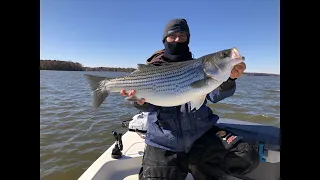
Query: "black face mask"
164 41 189 55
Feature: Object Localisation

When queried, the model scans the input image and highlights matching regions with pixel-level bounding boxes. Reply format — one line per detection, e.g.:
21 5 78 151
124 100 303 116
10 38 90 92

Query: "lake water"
40 70 280 180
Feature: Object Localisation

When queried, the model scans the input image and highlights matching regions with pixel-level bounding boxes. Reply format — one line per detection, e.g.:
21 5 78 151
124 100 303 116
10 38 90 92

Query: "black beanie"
162 18 190 43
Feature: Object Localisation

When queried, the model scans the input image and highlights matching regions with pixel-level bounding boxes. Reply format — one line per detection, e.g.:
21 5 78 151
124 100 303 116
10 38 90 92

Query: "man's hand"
230 62 246 79
120 89 146 105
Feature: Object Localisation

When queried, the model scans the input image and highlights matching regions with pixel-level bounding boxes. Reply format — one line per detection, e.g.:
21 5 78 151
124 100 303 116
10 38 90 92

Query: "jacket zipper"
193 112 198 139
176 106 185 152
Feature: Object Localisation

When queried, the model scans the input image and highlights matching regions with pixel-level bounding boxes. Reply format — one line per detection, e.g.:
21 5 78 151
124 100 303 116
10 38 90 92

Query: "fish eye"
221 52 227 57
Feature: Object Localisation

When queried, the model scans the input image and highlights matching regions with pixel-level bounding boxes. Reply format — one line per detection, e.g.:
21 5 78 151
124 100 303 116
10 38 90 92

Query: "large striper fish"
84 47 244 111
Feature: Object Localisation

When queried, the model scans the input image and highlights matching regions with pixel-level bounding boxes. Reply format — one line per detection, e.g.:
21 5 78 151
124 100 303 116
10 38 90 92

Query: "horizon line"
40 59 280 75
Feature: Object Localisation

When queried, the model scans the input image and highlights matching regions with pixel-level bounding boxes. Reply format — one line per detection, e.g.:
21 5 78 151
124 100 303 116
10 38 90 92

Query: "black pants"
139 125 260 180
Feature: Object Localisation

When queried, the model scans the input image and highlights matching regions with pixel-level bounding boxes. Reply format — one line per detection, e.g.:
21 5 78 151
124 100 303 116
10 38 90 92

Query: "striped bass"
84 47 245 111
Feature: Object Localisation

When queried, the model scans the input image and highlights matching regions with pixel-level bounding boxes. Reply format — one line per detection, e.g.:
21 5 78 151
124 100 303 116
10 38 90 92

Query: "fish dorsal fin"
136 62 177 71
137 64 151 70
130 64 152 75
160 62 176 66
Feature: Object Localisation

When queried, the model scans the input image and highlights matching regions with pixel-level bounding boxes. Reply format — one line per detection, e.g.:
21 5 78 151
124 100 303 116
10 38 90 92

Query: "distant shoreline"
40 59 280 76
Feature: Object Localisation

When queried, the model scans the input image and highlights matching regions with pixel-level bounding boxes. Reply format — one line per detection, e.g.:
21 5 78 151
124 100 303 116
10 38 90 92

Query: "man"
120 18 259 180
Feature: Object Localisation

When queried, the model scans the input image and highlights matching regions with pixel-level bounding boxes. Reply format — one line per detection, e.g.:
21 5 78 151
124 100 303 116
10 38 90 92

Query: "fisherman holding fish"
84 18 260 179
120 19 259 180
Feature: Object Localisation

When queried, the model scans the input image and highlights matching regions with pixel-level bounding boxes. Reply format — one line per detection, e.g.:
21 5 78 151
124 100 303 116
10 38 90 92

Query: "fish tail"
83 74 111 109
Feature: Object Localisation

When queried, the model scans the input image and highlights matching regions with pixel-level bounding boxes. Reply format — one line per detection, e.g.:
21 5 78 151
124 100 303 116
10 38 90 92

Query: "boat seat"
123 174 139 180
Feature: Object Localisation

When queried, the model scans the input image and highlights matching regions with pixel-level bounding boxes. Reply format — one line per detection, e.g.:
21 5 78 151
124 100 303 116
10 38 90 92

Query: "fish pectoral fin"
190 95 207 111
125 95 141 102
190 78 209 89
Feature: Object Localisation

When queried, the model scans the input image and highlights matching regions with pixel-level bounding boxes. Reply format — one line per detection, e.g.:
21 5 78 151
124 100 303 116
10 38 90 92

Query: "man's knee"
221 142 260 175
139 165 187 180
139 145 188 180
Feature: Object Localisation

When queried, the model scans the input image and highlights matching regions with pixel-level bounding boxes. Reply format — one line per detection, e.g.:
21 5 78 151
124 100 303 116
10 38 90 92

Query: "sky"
40 0 280 74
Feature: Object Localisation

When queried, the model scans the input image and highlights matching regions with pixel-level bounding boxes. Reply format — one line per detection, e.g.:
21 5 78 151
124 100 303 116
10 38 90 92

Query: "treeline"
40 60 85 71
244 72 279 76
40 60 136 72
85 67 136 73
39 60 279 76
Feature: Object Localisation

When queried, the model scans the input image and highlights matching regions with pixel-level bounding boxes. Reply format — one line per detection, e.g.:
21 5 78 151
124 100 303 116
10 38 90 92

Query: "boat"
78 112 280 180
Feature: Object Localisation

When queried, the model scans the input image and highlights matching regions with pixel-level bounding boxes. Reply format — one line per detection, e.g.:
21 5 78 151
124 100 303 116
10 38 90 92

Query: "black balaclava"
162 18 192 62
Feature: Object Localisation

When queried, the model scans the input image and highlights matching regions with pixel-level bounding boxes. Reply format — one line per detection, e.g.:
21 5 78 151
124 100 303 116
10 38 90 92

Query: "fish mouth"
231 47 245 61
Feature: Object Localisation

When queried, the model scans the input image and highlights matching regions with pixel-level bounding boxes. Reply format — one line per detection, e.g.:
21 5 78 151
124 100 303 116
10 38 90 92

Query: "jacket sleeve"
206 78 237 103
